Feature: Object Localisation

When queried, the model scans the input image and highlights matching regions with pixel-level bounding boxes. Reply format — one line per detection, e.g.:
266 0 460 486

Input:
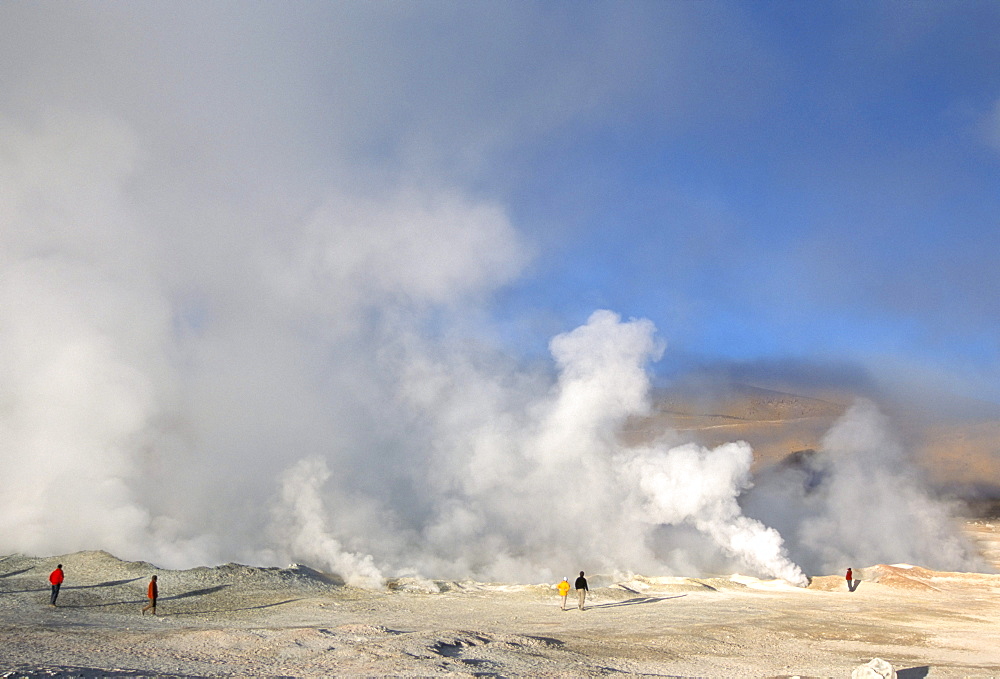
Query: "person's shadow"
588 595 686 609
848 579 860 592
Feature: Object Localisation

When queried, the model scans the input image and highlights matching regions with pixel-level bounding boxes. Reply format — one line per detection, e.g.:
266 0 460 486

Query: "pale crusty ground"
1 522 998 678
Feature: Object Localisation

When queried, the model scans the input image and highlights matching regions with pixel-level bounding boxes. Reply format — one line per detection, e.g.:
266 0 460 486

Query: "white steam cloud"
262 309 807 585
271 457 383 589
622 442 807 585
0 7 983 586
742 400 983 575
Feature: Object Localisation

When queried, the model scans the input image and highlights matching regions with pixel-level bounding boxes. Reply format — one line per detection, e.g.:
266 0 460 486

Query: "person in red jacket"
141 574 158 615
49 564 64 606
846 567 855 592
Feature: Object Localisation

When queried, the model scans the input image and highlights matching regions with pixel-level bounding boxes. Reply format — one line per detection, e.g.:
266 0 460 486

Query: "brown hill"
622 383 1000 511
622 384 847 466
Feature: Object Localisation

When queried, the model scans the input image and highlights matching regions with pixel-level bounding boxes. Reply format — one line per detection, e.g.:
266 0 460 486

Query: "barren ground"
1 521 998 678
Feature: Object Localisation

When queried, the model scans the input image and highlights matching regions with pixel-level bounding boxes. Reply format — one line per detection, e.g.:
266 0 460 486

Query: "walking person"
141 575 158 615
48 564 64 606
575 571 589 610
557 577 571 610
846 567 854 592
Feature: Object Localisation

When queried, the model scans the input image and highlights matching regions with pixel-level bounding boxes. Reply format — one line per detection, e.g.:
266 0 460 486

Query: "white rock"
851 657 897 679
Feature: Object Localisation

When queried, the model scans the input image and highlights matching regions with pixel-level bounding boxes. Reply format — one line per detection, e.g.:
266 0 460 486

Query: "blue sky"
488 2 1000 399
3 0 1000 403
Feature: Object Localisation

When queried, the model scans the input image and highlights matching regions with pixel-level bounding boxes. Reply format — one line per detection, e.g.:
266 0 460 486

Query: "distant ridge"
623 381 1000 501
621 383 846 468
649 383 845 422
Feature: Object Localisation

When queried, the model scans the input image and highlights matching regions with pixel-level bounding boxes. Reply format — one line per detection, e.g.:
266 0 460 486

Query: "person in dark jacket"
141 575 158 615
575 571 589 610
49 564 64 606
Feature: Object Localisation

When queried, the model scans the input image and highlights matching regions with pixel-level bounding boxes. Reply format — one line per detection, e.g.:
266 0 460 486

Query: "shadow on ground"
72 578 144 589
588 594 686 609
0 568 34 578
164 584 230 601
167 598 305 616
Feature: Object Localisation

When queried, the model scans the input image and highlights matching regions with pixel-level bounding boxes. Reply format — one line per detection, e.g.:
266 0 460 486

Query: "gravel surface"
1 524 998 678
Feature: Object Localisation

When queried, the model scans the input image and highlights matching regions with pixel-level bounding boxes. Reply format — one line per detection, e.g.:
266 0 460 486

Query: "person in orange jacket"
49 564 64 606
557 577 571 610
141 574 158 615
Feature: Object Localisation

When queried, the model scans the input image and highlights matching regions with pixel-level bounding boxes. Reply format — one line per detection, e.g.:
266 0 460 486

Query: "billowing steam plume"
0 110 980 588
743 400 985 575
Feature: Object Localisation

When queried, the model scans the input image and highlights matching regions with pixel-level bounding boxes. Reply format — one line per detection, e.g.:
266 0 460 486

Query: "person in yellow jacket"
557 577 571 610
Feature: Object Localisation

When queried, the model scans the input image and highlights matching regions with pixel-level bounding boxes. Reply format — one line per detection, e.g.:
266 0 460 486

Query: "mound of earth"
3 545 1000 677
